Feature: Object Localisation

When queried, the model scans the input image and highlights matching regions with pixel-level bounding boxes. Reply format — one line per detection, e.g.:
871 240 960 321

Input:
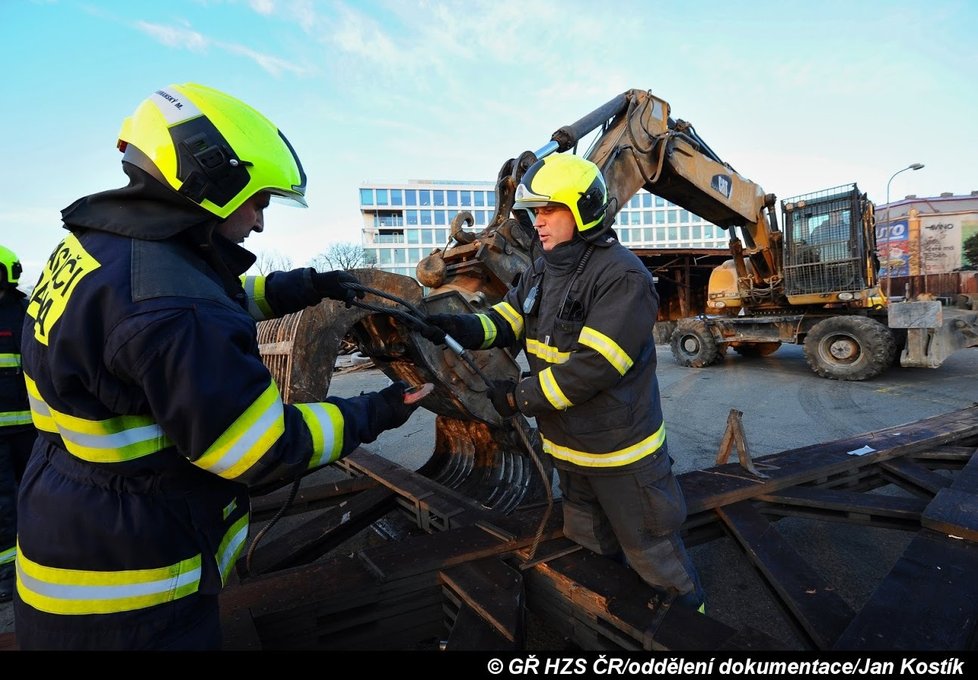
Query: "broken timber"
217 404 978 651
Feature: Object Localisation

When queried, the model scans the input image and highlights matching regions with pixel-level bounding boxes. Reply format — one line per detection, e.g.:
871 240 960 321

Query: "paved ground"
3 343 976 647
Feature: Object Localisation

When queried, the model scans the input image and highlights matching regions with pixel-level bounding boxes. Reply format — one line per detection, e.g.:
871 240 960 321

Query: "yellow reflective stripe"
16 544 201 615
578 326 633 376
295 402 344 467
240 275 274 320
0 410 32 427
492 301 523 338
539 367 572 410
196 382 285 480
0 546 14 566
217 514 249 585
24 374 56 433
24 374 169 462
542 422 666 468
526 338 571 365
476 314 497 349
0 353 21 369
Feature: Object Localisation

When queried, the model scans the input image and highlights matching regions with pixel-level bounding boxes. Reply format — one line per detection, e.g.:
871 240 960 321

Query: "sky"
2 0 977 286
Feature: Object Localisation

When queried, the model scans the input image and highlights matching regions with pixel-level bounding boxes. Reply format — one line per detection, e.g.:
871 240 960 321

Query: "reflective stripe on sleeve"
16 544 201 615
492 301 524 339
542 422 666 468
526 339 570 365
217 514 249 585
0 545 14 566
0 410 32 427
578 326 634 376
0 353 21 370
476 314 497 349
539 367 572 410
295 402 344 467
241 276 274 321
195 381 286 480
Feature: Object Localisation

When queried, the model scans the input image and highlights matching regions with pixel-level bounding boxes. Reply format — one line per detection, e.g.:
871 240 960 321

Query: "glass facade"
360 181 727 279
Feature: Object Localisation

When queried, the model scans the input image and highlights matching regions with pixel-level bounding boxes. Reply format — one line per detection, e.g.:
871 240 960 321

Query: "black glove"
420 313 484 349
488 379 518 418
312 270 363 306
374 380 419 432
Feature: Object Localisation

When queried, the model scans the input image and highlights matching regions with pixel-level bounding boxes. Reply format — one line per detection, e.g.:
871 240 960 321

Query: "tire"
803 316 896 381
732 342 781 357
670 318 723 368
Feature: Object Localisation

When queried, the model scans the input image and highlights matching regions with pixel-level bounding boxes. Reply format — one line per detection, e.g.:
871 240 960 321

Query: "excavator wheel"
670 318 724 368
732 342 781 358
803 316 896 381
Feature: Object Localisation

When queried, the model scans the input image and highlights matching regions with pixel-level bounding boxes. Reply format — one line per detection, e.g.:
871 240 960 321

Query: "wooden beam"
717 501 854 650
440 557 524 648
879 458 953 496
834 529 978 650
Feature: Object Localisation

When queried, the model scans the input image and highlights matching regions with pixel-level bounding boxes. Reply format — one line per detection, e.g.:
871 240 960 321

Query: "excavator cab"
781 184 877 303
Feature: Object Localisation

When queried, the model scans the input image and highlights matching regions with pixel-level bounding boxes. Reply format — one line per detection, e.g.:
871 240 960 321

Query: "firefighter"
422 154 705 612
0 245 35 603
15 83 423 649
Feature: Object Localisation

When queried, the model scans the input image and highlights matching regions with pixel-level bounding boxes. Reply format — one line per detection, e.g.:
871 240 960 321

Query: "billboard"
877 220 908 277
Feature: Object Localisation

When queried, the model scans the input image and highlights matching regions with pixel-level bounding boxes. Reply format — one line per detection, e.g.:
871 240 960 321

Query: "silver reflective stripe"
204 400 283 476
58 422 166 450
18 564 201 601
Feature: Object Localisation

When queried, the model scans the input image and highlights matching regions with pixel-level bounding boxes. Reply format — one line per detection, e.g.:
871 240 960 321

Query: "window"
474 192 485 207
375 189 389 206
629 196 640 209
446 190 458 206
642 193 652 208
655 227 665 242
668 210 679 224
655 196 665 207
419 190 431 206
460 191 471 207
433 190 445 207
406 210 418 226
405 189 417 206
390 189 403 206
360 188 374 206
421 211 433 225
680 209 690 223
655 212 666 224
487 192 495 207
407 229 419 244
435 211 447 226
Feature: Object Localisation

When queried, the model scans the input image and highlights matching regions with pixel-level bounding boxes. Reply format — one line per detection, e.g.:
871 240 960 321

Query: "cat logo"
27 234 100 346
711 174 732 199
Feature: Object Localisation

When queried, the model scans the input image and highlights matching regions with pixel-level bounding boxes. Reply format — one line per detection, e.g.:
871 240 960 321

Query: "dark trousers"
557 447 704 605
14 592 222 650
0 428 35 587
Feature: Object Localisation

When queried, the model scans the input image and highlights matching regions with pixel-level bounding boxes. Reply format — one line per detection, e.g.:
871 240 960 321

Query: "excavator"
258 87 978 511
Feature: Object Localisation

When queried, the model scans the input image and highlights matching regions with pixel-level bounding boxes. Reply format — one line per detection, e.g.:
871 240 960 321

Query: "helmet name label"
27 235 101 347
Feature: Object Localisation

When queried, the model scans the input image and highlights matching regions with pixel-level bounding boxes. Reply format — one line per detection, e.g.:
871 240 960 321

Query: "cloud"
133 18 312 77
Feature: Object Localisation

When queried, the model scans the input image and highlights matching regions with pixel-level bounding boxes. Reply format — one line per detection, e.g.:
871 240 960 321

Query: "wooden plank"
922 488 978 541
879 458 953 495
440 557 524 645
517 539 787 651
835 529 978 650
250 475 378 521
717 501 854 650
445 600 519 651
246 486 396 575
680 406 978 515
758 486 928 521
360 509 562 581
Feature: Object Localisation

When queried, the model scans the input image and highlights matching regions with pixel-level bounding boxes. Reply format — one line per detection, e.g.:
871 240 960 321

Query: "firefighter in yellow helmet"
0 245 36 604
421 154 705 612
15 84 424 650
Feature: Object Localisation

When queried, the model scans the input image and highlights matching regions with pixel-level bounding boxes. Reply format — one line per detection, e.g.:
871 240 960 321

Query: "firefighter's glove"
488 379 519 419
374 380 419 432
312 270 363 307
421 313 485 349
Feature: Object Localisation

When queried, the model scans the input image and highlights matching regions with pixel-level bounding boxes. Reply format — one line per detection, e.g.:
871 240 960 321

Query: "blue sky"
3 0 976 285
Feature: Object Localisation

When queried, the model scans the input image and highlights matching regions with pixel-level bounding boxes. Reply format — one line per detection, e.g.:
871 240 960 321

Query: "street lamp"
884 162 925 298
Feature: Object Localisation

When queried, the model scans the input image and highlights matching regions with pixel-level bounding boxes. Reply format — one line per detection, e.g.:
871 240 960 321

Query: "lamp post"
884 163 925 298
